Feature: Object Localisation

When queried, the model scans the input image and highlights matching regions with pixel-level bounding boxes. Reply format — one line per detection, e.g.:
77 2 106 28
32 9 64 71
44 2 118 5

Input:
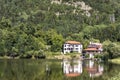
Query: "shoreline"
0 54 100 61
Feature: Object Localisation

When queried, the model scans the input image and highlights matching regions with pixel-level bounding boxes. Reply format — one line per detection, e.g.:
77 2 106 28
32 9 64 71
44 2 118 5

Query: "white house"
63 41 83 54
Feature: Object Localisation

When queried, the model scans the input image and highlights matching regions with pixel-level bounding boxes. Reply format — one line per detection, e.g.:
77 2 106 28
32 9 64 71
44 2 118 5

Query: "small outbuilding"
84 42 103 58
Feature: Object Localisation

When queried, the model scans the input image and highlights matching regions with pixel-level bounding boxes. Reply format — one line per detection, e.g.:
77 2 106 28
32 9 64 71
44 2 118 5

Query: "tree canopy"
0 0 120 58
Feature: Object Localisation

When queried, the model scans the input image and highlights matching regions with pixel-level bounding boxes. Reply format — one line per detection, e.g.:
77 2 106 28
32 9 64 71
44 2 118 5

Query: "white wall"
63 44 83 54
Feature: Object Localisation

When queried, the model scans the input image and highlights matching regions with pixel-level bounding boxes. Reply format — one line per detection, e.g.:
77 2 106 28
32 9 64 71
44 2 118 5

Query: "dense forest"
0 0 120 58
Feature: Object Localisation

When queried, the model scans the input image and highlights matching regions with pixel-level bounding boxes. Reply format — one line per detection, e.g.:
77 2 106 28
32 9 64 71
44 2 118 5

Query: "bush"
103 41 120 59
34 50 46 59
20 51 33 59
94 53 102 59
20 54 32 59
34 54 46 59
101 52 109 61
85 53 89 58
0 52 5 56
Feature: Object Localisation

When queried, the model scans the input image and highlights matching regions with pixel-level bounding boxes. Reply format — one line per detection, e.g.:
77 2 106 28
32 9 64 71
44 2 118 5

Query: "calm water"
0 59 120 80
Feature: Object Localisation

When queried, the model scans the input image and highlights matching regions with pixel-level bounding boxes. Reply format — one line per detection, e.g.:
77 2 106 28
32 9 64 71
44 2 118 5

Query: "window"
75 45 78 47
68 45 71 47
76 48 78 50
64 45 66 47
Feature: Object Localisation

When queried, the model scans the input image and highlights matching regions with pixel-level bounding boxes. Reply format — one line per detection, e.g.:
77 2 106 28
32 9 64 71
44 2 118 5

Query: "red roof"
84 48 98 51
65 73 80 77
65 41 80 44
86 67 103 76
86 67 97 73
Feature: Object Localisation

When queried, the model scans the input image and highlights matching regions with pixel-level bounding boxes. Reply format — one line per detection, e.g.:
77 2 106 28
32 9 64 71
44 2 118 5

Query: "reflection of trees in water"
102 62 120 79
0 60 120 80
0 60 47 80
46 61 63 80
0 60 64 80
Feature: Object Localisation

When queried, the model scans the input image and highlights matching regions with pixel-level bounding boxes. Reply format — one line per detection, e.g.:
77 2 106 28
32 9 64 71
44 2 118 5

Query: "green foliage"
84 53 89 58
0 0 120 58
101 52 109 61
103 41 120 59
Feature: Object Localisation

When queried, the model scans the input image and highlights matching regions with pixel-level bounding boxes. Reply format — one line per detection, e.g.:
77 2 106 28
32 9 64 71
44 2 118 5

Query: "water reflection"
85 60 104 77
0 59 120 80
63 59 82 77
63 59 104 78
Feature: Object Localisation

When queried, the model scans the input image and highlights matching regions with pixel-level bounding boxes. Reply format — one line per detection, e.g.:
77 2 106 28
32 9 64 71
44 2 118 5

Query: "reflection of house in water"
63 59 104 77
63 60 82 77
86 60 104 77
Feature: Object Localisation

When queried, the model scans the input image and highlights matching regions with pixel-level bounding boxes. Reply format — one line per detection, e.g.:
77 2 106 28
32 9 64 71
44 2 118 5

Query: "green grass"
44 52 81 59
109 57 120 64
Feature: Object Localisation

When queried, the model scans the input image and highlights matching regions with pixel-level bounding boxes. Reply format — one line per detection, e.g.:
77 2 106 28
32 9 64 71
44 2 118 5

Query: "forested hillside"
0 0 120 58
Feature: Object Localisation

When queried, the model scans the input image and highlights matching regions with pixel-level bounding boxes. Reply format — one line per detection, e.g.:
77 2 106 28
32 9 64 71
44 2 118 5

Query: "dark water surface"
0 59 120 80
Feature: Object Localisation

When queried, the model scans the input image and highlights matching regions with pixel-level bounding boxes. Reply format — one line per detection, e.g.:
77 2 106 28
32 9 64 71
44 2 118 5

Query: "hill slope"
0 0 120 55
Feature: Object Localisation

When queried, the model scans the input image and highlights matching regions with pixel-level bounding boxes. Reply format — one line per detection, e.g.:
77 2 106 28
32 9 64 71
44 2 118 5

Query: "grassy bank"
0 52 81 60
45 52 81 60
109 57 120 64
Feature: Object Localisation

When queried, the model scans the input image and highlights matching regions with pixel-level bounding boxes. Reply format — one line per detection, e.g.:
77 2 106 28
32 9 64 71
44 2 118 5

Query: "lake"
0 59 120 80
